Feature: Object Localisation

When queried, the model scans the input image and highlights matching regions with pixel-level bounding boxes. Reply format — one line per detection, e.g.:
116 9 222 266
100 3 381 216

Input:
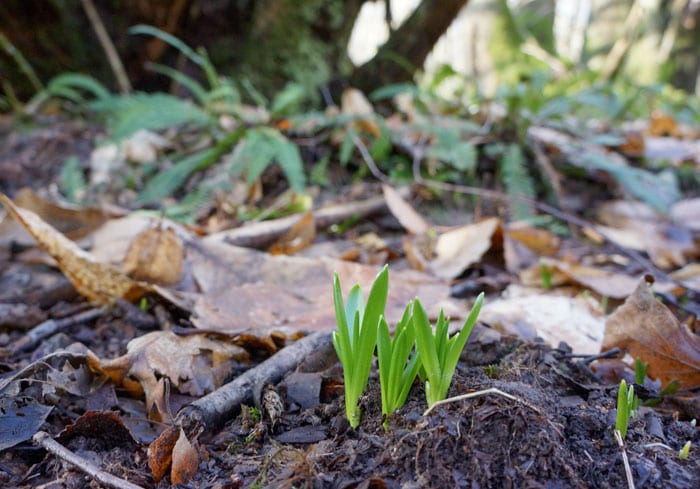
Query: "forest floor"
1 116 699 489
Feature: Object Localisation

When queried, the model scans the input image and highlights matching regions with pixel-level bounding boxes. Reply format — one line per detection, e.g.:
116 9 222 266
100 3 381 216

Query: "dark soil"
1 255 698 489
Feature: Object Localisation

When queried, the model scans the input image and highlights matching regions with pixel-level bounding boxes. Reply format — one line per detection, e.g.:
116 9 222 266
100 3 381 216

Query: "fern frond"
500 143 536 220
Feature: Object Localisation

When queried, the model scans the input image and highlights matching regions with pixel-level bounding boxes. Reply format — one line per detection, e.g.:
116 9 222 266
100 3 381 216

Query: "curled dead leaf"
601 277 700 389
0 193 151 303
122 226 184 285
95 331 249 421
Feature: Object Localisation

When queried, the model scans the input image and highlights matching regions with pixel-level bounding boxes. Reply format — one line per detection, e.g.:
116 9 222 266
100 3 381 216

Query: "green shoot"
332 265 389 428
615 379 638 439
377 303 421 429
413 292 484 408
633 358 648 385
678 441 691 460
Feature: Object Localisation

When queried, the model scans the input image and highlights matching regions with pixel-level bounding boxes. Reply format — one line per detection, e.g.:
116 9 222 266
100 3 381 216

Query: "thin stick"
614 429 636 489
352 133 390 183
423 387 526 416
79 0 132 94
11 307 104 353
177 331 332 432
33 431 145 489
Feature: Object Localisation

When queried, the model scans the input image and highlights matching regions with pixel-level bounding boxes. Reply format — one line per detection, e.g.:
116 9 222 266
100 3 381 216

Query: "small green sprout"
377 303 421 429
332 265 389 428
615 379 639 439
539 261 554 289
413 292 484 408
633 358 648 385
678 441 691 460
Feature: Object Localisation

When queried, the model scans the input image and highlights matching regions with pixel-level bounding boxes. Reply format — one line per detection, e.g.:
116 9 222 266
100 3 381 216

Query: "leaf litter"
1 121 700 487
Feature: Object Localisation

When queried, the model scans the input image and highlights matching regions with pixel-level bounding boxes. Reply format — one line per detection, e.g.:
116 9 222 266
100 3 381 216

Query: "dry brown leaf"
188 240 458 332
148 425 179 482
268 212 316 255
341 87 380 137
520 258 639 299
122 226 184 285
505 226 560 256
596 200 695 269
381 184 430 235
602 277 700 389
0 193 151 303
171 428 199 485
429 218 501 279
648 112 681 138
0 188 113 248
95 331 249 420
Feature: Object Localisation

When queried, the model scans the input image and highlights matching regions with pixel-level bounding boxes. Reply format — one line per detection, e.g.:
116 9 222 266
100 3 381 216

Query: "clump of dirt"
188 339 699 489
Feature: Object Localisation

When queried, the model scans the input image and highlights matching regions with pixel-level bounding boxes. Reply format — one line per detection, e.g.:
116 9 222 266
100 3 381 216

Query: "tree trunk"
350 0 470 93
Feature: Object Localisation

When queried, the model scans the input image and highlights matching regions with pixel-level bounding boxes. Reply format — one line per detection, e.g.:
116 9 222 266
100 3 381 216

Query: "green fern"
90 93 211 140
229 127 306 192
500 143 536 220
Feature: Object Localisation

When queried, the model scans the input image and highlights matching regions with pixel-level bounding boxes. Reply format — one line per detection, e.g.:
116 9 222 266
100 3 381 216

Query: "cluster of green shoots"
332 265 484 429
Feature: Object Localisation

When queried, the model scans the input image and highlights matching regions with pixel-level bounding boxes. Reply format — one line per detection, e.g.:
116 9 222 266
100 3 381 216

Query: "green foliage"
633 358 649 385
615 379 639 439
377 304 421 428
499 144 536 220
90 93 211 140
413 293 484 408
137 127 246 205
679 441 692 460
59 156 87 204
332 265 389 428
228 127 306 192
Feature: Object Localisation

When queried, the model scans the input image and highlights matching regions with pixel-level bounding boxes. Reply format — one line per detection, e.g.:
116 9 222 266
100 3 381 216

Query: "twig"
33 431 145 489
352 133 390 183
79 0 131 94
10 307 104 353
207 192 403 249
614 429 636 489
423 387 530 417
177 331 332 432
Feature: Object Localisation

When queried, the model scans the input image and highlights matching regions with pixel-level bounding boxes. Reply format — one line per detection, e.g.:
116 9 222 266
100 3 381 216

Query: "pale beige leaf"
429 218 501 279
381 184 430 235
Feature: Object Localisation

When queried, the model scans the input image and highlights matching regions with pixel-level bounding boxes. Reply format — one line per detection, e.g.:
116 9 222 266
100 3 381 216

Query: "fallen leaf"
148 425 179 482
189 240 458 332
601 277 700 389
671 198 700 231
596 200 695 268
94 331 249 420
429 218 501 279
122 226 184 285
268 212 316 255
341 88 380 137
171 428 199 485
381 184 430 235
0 193 151 303
520 258 641 299
479 287 606 353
